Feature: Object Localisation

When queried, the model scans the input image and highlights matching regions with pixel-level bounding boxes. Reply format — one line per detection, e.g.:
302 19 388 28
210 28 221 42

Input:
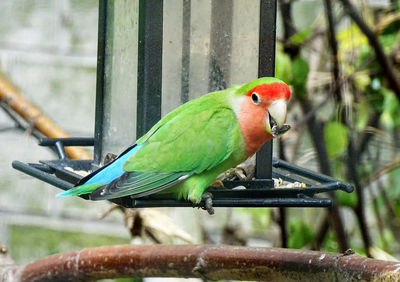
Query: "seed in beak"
268 111 291 137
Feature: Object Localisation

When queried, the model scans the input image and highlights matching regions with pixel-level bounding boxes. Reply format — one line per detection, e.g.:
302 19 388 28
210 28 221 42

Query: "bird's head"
236 77 291 138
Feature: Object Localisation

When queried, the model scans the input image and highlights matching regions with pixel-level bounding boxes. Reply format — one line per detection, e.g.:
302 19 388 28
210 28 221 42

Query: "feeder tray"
12 137 354 210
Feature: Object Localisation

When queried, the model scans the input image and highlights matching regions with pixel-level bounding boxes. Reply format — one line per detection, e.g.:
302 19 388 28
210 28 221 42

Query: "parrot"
58 77 291 214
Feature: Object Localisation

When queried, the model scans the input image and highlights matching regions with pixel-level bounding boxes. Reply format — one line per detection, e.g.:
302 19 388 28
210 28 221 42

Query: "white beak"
267 99 287 128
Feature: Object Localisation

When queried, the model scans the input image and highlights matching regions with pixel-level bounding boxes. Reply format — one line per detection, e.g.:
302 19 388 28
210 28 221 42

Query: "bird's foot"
201 192 214 215
218 167 248 181
229 167 247 180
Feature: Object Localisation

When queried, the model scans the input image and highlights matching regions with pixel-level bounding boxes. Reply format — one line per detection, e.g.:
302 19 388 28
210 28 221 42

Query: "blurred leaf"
388 167 400 199
337 24 368 54
289 27 312 44
382 89 399 113
370 245 399 262
322 231 338 252
287 219 314 249
337 190 357 208
353 73 371 92
324 121 349 158
376 228 396 252
275 44 292 83
379 33 399 52
355 44 374 70
236 208 271 231
381 111 395 128
292 56 309 98
380 88 400 129
354 99 369 131
337 24 368 74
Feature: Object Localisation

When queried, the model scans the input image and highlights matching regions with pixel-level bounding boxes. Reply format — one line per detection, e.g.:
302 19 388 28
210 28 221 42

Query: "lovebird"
59 77 291 214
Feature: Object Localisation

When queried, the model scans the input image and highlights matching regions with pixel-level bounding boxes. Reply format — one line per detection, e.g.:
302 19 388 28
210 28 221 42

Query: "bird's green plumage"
120 87 246 203
60 77 285 203
124 90 242 173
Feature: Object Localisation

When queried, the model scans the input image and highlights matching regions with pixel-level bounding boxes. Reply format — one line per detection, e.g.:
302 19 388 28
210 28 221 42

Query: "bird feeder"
12 0 353 210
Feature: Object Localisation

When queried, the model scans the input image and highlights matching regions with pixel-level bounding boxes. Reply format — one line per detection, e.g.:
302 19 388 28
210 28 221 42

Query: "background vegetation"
1 0 400 279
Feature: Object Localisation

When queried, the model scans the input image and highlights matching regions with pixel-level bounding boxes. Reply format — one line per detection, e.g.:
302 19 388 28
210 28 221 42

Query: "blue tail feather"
59 144 141 197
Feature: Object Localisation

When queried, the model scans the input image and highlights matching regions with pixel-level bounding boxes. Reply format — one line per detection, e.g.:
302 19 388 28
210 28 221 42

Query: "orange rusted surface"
0 74 92 160
19 245 400 281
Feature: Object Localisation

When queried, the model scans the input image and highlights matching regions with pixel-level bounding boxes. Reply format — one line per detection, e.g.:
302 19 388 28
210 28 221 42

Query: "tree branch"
14 245 400 281
0 73 92 160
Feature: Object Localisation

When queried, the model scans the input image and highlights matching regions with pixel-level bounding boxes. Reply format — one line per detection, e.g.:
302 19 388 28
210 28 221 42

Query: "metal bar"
27 163 54 174
12 161 74 191
19 245 400 281
136 0 163 137
39 137 94 147
181 0 191 103
255 0 277 182
131 197 332 208
55 141 67 160
208 0 233 91
94 0 108 165
273 158 355 192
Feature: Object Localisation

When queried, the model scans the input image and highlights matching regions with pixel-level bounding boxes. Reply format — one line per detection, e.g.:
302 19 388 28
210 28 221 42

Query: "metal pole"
136 0 163 137
255 0 277 184
93 0 108 165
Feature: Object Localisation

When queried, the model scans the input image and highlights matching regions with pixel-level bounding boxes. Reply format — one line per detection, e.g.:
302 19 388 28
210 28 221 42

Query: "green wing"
125 104 239 173
90 91 244 200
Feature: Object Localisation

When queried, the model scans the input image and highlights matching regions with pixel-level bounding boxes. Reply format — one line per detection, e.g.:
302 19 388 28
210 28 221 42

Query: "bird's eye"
251 92 261 105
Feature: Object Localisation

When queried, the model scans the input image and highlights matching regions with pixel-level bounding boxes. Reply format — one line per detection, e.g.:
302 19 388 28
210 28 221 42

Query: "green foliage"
380 88 400 129
353 73 371 92
379 33 399 52
237 208 271 232
322 231 338 253
324 121 349 158
354 99 370 131
287 219 314 249
337 190 357 208
388 167 400 199
289 27 312 44
275 44 292 83
377 228 396 251
275 44 309 97
291 56 309 99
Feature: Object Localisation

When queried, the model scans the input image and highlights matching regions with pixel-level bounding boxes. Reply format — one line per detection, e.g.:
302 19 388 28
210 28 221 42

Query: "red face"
246 82 291 106
238 81 291 156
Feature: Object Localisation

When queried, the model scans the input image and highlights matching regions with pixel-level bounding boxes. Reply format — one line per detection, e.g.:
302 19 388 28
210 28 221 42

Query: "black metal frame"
12 0 354 210
12 137 353 208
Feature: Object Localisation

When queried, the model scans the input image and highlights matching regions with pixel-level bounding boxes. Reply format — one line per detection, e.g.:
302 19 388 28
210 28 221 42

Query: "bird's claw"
201 192 214 215
219 167 248 181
